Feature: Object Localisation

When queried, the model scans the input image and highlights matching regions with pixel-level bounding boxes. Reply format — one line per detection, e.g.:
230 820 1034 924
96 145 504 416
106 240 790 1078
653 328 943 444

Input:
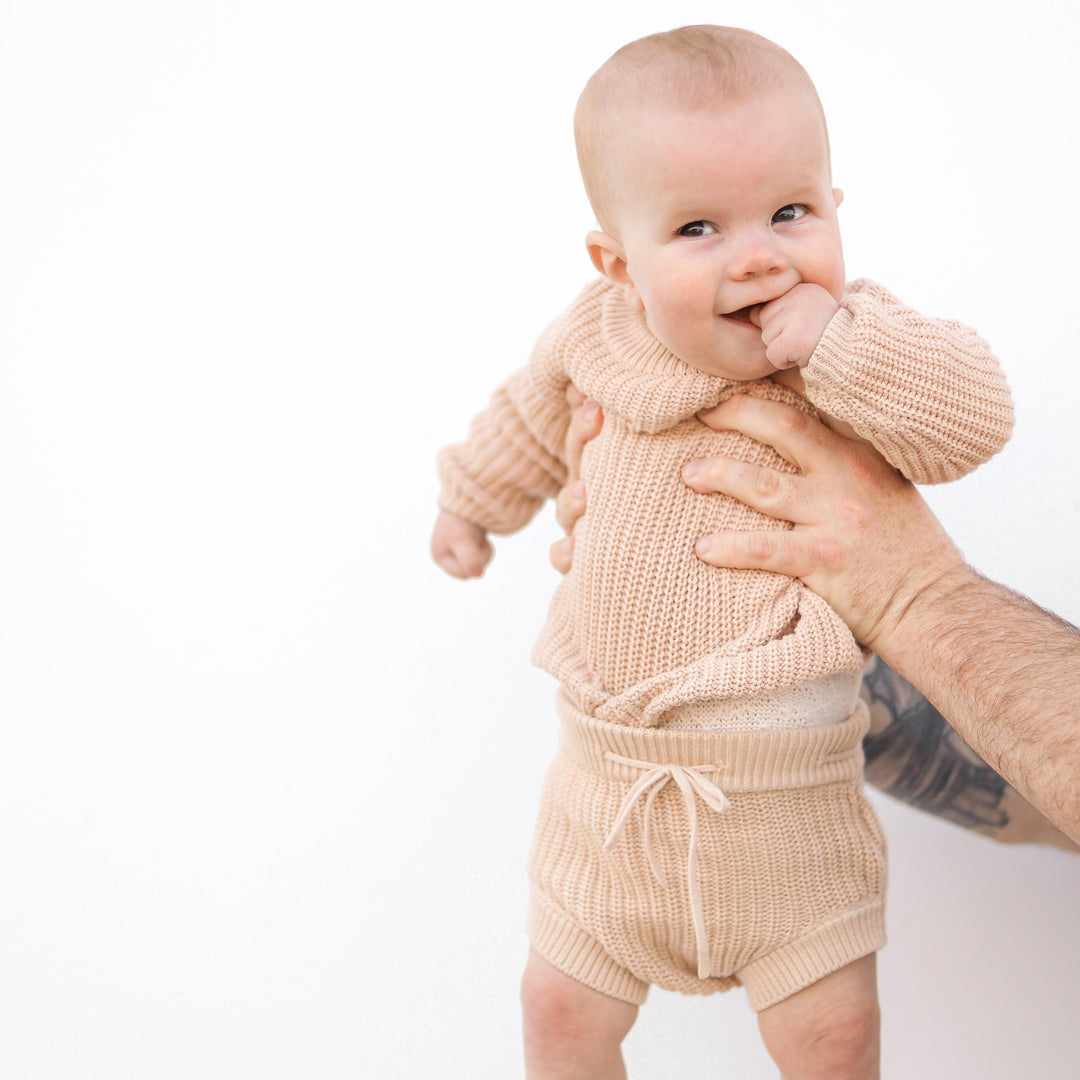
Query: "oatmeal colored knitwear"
438 278 1013 727
527 692 887 1009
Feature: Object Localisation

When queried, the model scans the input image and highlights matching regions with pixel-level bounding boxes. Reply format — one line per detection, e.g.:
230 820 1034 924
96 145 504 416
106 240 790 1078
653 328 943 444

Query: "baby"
432 25 1012 1079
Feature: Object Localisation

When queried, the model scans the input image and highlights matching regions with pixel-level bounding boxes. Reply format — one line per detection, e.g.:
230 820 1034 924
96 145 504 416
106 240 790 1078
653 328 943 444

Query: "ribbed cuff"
528 895 649 1006
739 900 887 1012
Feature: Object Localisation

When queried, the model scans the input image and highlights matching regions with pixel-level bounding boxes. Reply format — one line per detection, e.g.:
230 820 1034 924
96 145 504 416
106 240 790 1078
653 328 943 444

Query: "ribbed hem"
740 900 887 1012
528 895 649 1006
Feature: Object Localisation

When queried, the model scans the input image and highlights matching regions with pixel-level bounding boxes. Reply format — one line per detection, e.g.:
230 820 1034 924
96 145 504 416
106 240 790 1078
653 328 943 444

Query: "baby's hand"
751 283 840 370
431 510 493 579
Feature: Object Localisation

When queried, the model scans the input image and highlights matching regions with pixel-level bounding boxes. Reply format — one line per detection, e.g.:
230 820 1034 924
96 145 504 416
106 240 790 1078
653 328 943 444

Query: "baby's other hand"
752 283 839 370
431 510 493 579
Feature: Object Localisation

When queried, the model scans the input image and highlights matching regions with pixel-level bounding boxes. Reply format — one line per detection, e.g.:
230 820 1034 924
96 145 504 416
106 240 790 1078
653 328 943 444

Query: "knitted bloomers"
528 693 887 1011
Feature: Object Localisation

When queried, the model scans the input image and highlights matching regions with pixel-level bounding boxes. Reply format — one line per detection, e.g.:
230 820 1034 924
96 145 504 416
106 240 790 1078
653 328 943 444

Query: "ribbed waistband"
557 690 868 792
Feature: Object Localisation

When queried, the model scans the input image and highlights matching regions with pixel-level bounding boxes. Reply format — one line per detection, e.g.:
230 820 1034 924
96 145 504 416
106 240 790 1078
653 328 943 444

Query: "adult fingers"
696 394 844 473
693 528 827 579
682 455 805 524
565 399 603 484
549 535 574 575
555 480 587 533
549 388 602 578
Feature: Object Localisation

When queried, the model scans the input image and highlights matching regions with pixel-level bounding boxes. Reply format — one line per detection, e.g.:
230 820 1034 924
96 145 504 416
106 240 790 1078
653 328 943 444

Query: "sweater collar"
567 281 743 434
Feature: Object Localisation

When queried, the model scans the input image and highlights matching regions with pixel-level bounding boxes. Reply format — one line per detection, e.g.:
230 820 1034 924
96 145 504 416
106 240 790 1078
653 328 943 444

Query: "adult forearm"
875 567 1080 845
686 394 1080 842
860 656 1078 850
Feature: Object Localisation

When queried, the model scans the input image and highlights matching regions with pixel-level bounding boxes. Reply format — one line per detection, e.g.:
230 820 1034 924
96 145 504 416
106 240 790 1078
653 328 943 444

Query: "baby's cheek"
652 276 708 321
810 254 846 303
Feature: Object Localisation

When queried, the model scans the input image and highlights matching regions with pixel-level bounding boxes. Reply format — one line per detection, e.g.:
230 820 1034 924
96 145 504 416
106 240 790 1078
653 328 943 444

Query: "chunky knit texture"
438 276 1011 1002
528 693 887 1009
438 277 1014 728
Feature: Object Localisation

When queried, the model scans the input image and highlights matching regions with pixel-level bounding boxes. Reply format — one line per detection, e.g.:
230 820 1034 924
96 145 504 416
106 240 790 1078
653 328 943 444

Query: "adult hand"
684 393 965 649
547 385 1080 845
549 385 602 574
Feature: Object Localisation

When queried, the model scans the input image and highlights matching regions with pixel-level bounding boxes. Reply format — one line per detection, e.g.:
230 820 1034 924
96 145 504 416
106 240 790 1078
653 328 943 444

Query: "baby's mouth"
722 304 761 326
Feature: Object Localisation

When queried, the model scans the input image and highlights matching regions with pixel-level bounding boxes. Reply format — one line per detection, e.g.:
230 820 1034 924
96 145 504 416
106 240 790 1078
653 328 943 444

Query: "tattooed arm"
553 389 1080 847
689 395 1080 845
860 656 1078 850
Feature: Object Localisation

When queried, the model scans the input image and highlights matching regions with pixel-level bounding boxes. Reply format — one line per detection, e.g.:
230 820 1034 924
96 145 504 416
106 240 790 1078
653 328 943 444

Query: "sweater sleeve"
801 279 1014 484
436 317 573 536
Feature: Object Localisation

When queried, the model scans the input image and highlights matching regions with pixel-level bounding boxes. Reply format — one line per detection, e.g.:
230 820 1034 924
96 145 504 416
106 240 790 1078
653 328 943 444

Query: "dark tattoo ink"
861 657 1010 834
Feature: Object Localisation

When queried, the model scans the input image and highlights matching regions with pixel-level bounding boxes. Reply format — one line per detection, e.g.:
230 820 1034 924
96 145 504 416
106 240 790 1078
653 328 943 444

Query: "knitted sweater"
438 278 1014 727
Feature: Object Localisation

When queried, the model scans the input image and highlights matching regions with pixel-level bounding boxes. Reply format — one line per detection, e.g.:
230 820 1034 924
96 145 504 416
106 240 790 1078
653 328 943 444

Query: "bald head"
575 26 827 233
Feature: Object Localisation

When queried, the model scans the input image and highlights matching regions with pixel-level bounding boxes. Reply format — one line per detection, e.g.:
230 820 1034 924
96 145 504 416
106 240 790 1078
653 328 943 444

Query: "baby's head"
576 26 846 380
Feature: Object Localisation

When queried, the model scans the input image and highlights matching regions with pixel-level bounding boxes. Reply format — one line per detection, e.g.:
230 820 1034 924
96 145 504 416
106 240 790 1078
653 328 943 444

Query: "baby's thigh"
757 954 881 1080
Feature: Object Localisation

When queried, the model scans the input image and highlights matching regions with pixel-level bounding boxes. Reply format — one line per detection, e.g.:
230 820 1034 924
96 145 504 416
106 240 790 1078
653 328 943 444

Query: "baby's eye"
772 204 808 224
676 220 718 238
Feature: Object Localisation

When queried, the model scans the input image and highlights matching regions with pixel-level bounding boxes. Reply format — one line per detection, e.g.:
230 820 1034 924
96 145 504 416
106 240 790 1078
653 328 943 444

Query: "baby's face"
604 87 845 380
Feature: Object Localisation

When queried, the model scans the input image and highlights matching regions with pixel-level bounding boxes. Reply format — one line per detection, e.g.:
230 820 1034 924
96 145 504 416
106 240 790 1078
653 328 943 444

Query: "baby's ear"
832 187 844 208
586 231 643 311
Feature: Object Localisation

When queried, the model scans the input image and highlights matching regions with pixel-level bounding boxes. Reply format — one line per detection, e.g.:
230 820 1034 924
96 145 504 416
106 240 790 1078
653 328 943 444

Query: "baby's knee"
758 958 880 1079
769 999 879 1078
521 972 581 1055
520 955 635 1057
803 993 879 1065
520 965 594 1052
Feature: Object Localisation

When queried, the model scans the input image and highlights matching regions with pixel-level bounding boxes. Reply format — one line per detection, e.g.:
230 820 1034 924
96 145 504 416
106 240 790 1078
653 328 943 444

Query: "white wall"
3 2 1078 1077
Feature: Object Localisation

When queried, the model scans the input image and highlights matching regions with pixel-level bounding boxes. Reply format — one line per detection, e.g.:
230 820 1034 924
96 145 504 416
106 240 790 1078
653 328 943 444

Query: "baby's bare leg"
756 954 880 1080
520 949 639 1080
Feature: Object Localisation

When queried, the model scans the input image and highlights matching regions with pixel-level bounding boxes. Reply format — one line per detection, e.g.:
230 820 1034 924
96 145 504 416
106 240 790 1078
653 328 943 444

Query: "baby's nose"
727 237 786 280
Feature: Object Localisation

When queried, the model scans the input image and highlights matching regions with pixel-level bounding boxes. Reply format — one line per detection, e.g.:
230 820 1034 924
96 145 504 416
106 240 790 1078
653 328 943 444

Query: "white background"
3 1 1079 1077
